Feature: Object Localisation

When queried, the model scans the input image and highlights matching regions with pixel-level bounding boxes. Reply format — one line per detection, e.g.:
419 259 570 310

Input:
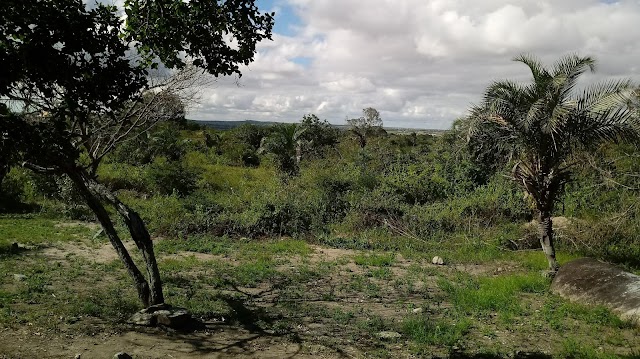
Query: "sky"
175 1 640 129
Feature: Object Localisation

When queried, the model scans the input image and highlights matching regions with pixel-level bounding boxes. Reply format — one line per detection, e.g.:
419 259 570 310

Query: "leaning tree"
467 54 640 272
0 0 273 307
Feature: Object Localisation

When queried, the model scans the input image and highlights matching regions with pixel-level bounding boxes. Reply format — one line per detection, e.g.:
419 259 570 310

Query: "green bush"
146 157 199 196
124 193 188 235
98 163 148 193
0 168 30 212
403 177 531 238
559 217 640 268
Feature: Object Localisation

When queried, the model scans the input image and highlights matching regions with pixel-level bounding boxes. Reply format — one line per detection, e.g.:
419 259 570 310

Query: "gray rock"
551 257 640 323
156 308 191 328
13 274 27 282
129 304 194 329
376 331 402 340
432 256 444 265
411 307 423 314
129 311 155 326
113 353 133 359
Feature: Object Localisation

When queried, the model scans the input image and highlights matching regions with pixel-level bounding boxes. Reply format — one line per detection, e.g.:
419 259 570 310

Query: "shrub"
146 157 199 196
403 176 531 238
98 163 148 193
0 168 31 212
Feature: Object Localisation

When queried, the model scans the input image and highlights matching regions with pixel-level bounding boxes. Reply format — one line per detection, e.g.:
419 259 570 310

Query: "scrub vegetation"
2 92 640 356
2 0 640 356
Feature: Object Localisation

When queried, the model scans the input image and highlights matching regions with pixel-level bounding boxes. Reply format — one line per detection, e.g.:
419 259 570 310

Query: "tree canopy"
348 107 384 148
0 0 274 308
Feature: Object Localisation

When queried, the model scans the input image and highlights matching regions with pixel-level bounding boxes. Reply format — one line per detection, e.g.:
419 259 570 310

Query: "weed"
368 267 393 280
332 309 356 324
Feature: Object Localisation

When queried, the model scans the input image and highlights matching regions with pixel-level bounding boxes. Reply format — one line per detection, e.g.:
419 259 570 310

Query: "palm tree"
259 123 303 176
468 54 639 272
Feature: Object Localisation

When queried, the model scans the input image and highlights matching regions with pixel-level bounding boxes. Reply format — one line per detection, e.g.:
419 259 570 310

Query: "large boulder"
550 258 640 323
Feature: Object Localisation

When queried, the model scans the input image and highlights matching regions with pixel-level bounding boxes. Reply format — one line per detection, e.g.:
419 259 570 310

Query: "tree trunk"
357 133 366 148
0 160 8 189
117 207 164 305
75 170 164 305
66 170 153 307
538 210 559 272
295 140 302 166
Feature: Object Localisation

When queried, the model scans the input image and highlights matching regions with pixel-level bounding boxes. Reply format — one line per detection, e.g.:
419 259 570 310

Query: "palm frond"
574 106 639 147
544 100 575 135
551 54 595 97
513 53 549 83
552 54 596 79
578 79 635 113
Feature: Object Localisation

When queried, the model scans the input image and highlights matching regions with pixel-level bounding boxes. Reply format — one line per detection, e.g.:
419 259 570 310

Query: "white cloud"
190 0 640 129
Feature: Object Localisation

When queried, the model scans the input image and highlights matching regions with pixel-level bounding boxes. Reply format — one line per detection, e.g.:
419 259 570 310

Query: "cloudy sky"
189 0 640 129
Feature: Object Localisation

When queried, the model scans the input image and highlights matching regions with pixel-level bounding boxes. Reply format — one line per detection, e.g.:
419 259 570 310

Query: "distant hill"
191 120 279 130
189 119 446 135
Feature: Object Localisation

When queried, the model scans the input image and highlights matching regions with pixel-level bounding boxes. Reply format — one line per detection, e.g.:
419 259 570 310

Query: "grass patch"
0 216 92 253
354 253 396 267
155 235 235 256
438 273 549 317
403 316 471 348
156 235 311 261
543 296 630 330
368 267 393 280
560 337 624 359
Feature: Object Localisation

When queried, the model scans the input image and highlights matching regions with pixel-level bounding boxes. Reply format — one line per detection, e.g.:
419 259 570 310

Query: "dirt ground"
1 242 408 358
1 229 639 359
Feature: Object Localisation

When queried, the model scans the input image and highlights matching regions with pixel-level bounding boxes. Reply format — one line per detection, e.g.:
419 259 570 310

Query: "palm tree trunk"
538 210 559 271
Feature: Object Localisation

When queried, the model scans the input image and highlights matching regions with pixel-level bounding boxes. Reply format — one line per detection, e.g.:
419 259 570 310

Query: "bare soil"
2 235 639 358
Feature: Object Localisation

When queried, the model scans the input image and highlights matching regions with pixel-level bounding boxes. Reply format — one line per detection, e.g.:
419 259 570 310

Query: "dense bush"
12 119 640 264
146 157 200 196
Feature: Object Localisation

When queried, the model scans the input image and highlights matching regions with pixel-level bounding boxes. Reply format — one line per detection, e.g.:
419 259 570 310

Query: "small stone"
113 353 133 359
497 267 504 272
13 274 27 282
376 331 402 340
412 307 423 314
75 354 81 359
432 256 444 265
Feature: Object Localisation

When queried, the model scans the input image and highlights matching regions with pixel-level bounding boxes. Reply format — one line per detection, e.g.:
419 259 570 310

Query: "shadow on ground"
126 293 316 358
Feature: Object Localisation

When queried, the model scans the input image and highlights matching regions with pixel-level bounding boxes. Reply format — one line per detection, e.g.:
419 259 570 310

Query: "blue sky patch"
291 56 312 67
256 0 302 37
